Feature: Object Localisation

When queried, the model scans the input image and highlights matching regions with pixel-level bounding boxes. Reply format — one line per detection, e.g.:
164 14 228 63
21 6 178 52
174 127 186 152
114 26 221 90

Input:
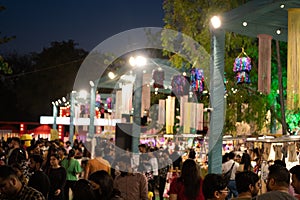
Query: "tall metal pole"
132 70 143 154
52 103 57 130
208 27 225 174
69 91 76 146
89 81 96 158
89 81 96 138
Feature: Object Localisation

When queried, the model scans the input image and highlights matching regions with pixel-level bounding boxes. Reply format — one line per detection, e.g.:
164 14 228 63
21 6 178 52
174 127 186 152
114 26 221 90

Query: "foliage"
1 40 88 121
162 0 270 134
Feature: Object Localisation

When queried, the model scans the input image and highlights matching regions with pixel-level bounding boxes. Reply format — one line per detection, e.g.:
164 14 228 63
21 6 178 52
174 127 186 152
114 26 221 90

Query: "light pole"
89 81 96 138
129 56 146 154
52 102 57 130
69 91 76 146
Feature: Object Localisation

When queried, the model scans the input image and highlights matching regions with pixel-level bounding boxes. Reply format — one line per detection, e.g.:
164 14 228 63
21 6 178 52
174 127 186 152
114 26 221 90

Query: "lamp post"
89 81 96 138
52 102 57 130
69 91 76 146
129 56 146 154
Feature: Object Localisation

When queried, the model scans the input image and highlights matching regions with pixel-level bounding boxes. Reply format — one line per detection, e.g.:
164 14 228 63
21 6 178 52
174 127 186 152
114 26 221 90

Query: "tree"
162 0 273 135
1 40 88 121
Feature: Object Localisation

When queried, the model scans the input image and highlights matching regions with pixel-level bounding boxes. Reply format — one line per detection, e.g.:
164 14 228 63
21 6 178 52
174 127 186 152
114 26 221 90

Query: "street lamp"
129 56 146 153
89 81 96 139
52 101 57 130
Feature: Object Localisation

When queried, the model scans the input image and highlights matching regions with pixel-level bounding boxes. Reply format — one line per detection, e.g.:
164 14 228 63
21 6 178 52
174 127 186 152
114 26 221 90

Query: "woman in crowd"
72 179 97 200
48 153 66 200
169 159 205 200
88 170 123 200
61 149 82 200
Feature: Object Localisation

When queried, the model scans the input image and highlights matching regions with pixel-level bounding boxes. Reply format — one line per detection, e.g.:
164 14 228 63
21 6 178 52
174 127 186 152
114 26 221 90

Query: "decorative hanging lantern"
233 48 252 84
171 75 189 96
190 68 205 93
152 68 165 89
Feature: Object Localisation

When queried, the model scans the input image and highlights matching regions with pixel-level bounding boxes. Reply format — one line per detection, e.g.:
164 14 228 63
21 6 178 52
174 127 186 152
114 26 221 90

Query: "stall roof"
222 0 300 42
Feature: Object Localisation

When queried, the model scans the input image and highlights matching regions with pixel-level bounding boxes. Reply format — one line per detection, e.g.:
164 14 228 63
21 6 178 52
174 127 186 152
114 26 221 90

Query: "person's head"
73 179 97 200
274 159 286 167
235 171 260 197
0 152 6 166
228 151 235 160
0 165 22 197
290 165 300 194
66 141 71 147
57 147 66 158
266 164 290 191
50 153 60 167
68 149 75 158
138 144 147 153
202 173 228 200
116 155 132 174
88 170 114 199
188 149 196 159
29 154 43 171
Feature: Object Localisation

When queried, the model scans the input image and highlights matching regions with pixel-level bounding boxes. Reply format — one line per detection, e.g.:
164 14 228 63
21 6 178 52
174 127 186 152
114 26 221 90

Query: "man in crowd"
222 151 239 199
202 173 229 200
28 154 50 199
290 165 300 200
84 146 110 179
0 165 45 200
257 164 296 200
114 154 148 200
232 171 260 200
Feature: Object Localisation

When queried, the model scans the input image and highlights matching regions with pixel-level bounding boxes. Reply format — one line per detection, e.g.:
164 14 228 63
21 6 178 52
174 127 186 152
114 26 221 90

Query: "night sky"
0 0 164 54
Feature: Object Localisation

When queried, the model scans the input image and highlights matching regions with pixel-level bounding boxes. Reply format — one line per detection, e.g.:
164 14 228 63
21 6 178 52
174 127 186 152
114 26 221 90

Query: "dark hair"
88 170 114 200
290 165 300 181
274 159 286 167
202 173 228 199
188 149 196 159
240 152 251 171
30 154 44 164
235 171 259 193
178 159 201 200
0 165 18 179
50 153 60 160
268 164 290 187
228 151 235 159
73 179 97 200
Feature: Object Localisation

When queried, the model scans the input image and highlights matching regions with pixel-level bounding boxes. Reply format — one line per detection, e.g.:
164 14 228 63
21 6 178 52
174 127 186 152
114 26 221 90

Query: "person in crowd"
42 144 59 174
72 179 97 200
257 164 296 200
60 149 82 200
65 141 72 155
0 165 45 200
84 146 110 179
88 170 123 200
148 148 159 200
202 173 229 200
0 151 6 166
240 151 251 171
232 171 260 200
169 159 205 200
170 145 182 170
188 148 196 160
222 151 239 199
103 147 114 164
7 137 27 166
158 149 172 200
28 154 51 199
57 147 66 163
138 143 149 172
222 153 230 164
47 153 66 200
289 165 300 200
11 162 29 185
114 154 148 200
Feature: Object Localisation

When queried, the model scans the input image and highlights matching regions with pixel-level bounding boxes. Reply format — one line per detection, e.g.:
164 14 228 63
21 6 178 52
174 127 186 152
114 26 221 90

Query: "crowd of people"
0 137 300 200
